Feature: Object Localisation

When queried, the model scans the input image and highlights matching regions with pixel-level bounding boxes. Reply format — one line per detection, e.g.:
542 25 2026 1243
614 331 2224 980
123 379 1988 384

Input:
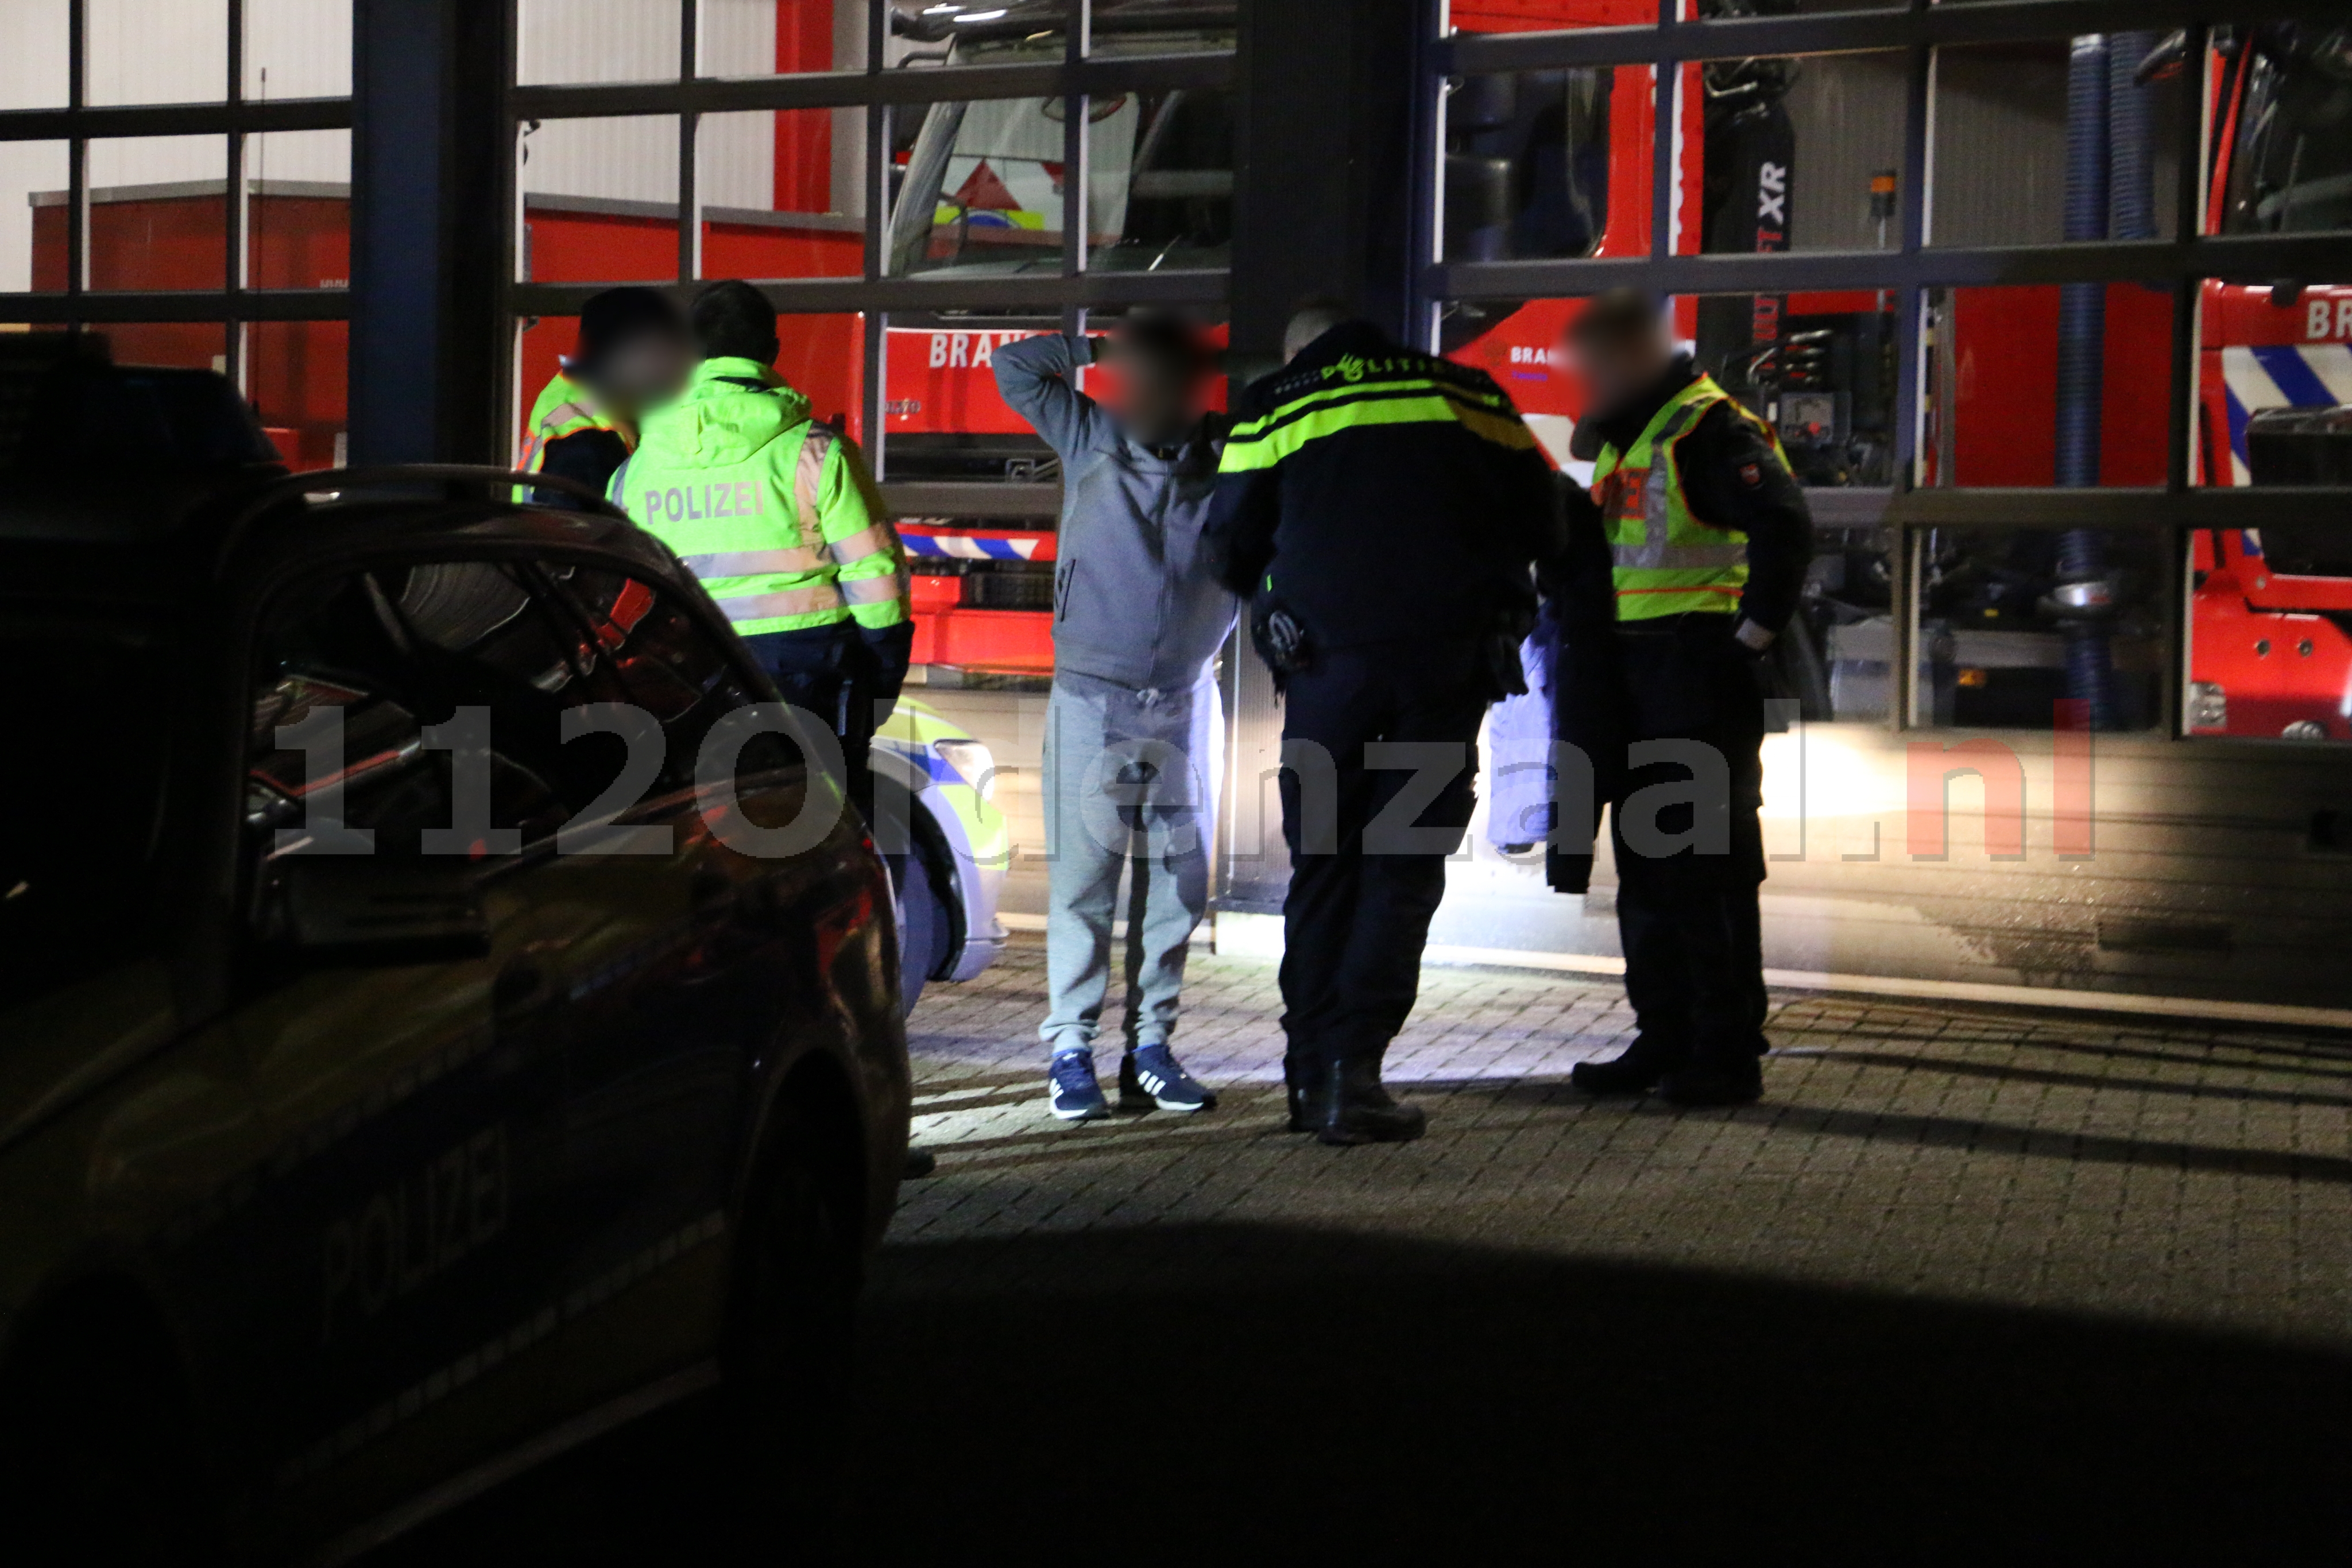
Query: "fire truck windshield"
2221 25 2352 234
888 10 1235 277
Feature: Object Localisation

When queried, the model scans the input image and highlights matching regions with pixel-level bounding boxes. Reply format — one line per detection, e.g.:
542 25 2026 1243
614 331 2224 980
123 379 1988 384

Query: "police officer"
1553 289 1812 1106
616 280 913 766
1207 303 1558 1144
516 287 692 507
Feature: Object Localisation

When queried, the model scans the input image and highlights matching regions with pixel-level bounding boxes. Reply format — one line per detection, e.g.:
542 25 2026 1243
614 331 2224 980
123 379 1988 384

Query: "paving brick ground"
827 935 2352 1557
889 934 2352 1350
390 936 2352 1561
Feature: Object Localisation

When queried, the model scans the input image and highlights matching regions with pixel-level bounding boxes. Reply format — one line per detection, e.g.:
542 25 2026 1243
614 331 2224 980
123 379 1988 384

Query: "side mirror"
277 858 490 965
1443 153 1515 263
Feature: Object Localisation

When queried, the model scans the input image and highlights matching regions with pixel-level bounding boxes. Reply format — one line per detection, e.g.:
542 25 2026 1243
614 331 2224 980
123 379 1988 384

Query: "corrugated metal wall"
1928 41 2180 246
1784 52 1908 252
517 1 867 223
0 0 349 292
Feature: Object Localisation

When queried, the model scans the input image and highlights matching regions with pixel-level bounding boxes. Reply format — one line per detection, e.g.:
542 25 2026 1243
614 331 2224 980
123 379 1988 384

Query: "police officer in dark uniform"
1206 303 1560 1144
1549 290 1813 1106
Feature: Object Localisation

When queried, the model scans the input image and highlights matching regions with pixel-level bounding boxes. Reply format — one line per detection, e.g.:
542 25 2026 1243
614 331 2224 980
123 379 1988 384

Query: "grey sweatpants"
1039 666 1223 1059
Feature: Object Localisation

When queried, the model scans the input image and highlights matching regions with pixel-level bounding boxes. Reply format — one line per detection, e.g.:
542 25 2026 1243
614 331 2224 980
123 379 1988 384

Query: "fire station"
2 1 2351 1560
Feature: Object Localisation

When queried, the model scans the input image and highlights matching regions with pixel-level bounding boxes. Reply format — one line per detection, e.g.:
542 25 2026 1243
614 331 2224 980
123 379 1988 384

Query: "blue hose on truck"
2050 32 2153 731
2107 32 2159 244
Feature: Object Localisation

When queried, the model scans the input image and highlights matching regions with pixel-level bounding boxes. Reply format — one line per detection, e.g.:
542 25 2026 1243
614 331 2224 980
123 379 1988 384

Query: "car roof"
0 485 689 626
0 343 685 616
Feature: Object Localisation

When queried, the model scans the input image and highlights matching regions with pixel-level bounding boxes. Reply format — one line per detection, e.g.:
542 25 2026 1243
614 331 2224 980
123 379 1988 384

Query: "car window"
245 559 646 925
0 621 176 1002
245 557 799 930
541 564 800 789
2223 42 2352 235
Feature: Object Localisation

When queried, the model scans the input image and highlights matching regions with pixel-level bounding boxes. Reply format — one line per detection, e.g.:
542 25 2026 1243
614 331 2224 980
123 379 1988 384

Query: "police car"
0 344 991 1561
875 700 1010 1012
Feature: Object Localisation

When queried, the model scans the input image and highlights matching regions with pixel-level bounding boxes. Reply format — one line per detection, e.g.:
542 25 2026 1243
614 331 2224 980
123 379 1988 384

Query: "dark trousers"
1279 640 1488 1067
741 623 892 754
740 623 904 821
741 618 915 747
1608 615 1769 1066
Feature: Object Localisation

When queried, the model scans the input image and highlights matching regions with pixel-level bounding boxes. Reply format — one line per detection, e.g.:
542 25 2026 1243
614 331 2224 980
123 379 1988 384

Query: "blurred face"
1108 336 1202 446
590 331 693 419
1565 327 1673 420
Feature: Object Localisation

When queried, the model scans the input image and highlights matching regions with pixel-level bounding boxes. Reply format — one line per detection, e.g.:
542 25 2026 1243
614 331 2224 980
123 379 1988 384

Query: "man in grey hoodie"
994 315 1236 1121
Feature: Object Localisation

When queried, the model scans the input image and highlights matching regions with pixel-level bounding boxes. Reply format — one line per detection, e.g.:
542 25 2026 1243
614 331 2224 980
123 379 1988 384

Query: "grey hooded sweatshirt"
992 332 1236 691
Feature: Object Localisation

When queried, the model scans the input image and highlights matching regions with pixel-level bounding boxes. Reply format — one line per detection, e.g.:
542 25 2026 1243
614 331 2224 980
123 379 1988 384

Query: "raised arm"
991 330 1104 460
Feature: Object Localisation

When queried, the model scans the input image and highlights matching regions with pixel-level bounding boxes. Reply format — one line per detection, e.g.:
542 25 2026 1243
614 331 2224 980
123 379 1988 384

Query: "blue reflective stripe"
2251 345 2336 410
870 737 964 786
977 539 1023 560
2226 382 2252 470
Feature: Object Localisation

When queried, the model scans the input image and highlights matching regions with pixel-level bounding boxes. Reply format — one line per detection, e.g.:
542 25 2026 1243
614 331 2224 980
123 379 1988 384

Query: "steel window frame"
0 0 357 344
501 1 1236 482
1436 0 2348 75
1423 0 2352 740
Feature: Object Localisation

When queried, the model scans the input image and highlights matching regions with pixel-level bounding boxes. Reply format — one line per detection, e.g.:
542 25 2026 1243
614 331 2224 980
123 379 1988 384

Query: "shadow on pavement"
376 1222 2352 1562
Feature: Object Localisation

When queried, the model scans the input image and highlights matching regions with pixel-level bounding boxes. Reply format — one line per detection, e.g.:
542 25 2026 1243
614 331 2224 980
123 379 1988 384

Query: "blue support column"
348 0 511 466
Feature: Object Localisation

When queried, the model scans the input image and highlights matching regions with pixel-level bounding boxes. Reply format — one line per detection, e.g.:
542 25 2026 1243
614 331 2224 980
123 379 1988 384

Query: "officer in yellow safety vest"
614 280 913 758
1550 289 1813 1107
514 287 692 508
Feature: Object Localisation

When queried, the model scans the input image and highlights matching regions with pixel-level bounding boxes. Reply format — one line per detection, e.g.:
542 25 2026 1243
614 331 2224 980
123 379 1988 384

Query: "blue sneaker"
1119 1045 1217 1113
1046 1048 1109 1121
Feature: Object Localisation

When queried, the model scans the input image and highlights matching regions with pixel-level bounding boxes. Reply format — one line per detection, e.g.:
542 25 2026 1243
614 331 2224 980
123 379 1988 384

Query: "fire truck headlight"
2188 681 2228 730
2281 719 2327 741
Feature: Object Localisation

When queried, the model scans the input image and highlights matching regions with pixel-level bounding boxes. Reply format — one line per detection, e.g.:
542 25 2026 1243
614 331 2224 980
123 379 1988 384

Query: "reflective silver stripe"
838 572 908 606
795 423 834 541
1611 400 1739 568
520 400 608 478
682 546 829 578
825 522 896 565
1611 540 1750 569
715 584 846 622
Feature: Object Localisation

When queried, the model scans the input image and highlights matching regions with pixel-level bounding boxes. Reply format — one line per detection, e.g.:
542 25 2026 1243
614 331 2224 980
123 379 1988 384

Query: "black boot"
1570 1033 1682 1098
1658 1052 1763 1107
1315 1056 1426 1146
1282 1055 1325 1133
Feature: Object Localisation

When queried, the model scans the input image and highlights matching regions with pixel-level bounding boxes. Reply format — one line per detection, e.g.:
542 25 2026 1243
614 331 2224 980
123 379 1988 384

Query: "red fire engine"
1444 5 2351 741
36 6 2346 736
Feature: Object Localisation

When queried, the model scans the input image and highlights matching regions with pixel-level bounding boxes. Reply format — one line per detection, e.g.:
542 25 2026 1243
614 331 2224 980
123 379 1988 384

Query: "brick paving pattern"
381 932 2352 1560
888 935 2352 1347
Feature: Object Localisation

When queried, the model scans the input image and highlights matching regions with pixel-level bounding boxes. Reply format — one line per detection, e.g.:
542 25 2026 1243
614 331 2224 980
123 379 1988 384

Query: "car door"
228 553 627 1532
520 559 836 1397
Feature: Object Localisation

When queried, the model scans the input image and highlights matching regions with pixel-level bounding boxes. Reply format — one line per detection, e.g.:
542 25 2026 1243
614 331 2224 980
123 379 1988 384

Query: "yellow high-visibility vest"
616 357 907 637
514 371 630 502
1593 373 1782 621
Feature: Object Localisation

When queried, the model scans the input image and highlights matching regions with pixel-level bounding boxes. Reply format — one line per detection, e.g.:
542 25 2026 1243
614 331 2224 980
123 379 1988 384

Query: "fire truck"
1444 5 2352 741
866 3 2349 733
35 7 2345 735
